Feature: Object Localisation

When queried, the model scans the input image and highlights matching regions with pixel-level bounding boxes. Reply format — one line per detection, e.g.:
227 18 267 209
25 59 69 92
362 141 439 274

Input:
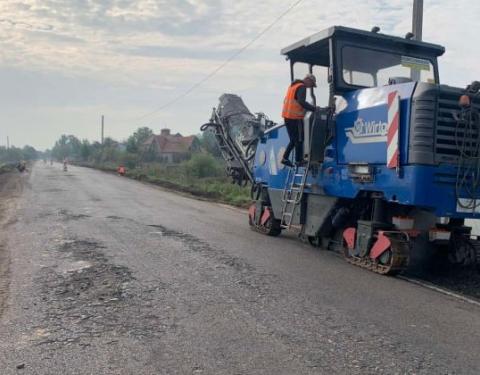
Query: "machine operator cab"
280 26 445 164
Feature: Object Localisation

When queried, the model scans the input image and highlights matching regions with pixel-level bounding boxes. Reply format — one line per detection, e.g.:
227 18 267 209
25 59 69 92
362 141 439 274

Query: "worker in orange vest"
281 74 318 167
117 165 126 176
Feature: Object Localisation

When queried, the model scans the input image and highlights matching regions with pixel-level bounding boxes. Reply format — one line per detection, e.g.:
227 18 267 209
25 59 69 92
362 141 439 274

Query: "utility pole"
6 136 9 149
101 115 104 145
412 0 423 41
411 0 424 81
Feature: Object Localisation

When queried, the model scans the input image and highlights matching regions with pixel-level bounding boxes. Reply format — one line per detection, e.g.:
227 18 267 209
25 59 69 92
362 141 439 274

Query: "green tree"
0 146 22 162
51 134 82 160
126 127 153 153
22 145 38 160
100 137 120 162
80 140 91 161
67 135 82 159
199 130 221 157
52 135 68 160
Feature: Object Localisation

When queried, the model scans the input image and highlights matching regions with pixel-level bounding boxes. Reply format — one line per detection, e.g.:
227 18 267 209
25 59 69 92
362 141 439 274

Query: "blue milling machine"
201 26 480 275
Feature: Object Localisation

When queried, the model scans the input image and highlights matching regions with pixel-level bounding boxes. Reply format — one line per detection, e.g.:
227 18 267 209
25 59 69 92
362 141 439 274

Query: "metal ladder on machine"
280 109 319 230
280 163 309 229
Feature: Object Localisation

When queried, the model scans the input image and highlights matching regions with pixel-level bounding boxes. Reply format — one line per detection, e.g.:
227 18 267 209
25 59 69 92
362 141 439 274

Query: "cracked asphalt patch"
106 215 124 220
147 224 279 300
35 239 172 348
40 189 66 193
57 209 90 221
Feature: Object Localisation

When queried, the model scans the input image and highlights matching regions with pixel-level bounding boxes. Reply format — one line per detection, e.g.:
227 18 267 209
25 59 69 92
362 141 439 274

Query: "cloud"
0 0 479 149
0 17 53 31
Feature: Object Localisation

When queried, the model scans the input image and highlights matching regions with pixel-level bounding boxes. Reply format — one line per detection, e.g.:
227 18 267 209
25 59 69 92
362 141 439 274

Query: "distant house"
143 128 200 163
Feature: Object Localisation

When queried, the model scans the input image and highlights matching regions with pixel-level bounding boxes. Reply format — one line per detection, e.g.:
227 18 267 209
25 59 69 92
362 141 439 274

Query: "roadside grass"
0 163 15 174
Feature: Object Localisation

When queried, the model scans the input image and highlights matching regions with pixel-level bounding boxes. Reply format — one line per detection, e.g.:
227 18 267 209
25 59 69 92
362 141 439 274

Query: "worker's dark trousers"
283 118 304 163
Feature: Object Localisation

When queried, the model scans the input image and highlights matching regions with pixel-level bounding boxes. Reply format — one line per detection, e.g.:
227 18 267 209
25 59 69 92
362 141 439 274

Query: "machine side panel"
335 83 416 165
303 195 338 237
253 127 291 190
252 83 480 220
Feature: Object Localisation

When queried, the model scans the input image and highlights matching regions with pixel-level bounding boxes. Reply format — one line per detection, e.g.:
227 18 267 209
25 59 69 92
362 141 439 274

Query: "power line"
135 0 305 121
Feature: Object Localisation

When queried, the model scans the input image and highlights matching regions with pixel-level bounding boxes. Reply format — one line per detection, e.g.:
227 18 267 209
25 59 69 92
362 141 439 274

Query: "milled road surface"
0 163 480 374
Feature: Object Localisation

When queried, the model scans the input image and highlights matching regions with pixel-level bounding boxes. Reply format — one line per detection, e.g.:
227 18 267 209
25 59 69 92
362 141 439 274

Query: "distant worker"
63 158 68 172
281 73 318 167
117 165 126 176
16 161 26 172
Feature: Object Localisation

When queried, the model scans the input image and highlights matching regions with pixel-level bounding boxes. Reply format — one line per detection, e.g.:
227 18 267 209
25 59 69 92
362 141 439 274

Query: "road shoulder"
0 171 26 316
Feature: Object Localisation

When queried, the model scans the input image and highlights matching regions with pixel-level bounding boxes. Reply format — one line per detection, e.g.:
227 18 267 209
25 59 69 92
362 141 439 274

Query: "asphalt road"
1 163 480 374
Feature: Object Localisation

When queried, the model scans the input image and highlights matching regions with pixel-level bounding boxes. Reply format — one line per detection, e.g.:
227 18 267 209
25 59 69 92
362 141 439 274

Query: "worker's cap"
304 74 317 87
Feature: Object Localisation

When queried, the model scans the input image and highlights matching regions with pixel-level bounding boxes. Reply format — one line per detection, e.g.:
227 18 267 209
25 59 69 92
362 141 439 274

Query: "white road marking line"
399 276 480 308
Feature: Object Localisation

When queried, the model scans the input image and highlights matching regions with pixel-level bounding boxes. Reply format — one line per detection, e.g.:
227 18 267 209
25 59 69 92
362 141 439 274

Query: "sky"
1 0 479 150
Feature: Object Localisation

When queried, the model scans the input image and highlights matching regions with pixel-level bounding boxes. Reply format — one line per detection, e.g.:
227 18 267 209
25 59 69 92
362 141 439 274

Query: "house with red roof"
142 128 200 163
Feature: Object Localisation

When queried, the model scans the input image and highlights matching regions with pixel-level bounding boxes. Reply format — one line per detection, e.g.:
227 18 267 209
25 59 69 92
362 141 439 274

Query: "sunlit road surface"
0 163 479 374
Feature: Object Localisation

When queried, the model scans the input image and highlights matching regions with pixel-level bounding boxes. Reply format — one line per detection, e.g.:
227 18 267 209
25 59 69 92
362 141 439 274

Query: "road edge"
0 171 27 316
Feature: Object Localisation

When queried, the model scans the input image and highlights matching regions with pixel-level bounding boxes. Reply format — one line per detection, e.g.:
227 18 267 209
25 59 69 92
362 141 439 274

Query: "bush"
120 152 138 169
184 154 222 179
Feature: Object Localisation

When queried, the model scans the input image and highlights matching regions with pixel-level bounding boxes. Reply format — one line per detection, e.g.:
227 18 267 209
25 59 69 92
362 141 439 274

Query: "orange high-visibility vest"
282 82 306 120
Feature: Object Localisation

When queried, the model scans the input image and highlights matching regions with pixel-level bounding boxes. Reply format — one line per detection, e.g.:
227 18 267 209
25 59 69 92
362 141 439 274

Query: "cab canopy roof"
281 25 445 66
